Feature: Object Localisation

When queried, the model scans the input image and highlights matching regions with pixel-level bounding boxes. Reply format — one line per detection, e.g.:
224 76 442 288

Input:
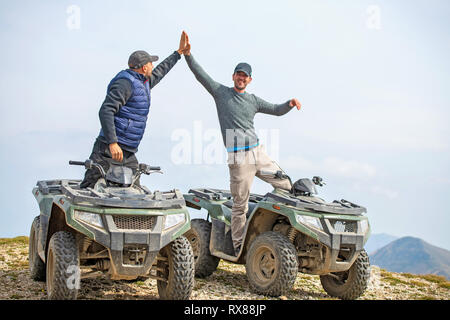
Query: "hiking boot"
234 245 241 257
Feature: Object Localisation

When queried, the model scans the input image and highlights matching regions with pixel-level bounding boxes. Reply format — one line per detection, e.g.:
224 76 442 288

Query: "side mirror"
312 176 325 187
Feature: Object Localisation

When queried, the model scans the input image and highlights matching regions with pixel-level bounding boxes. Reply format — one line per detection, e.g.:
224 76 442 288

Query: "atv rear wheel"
185 219 220 278
320 249 370 300
157 236 195 300
246 231 298 296
46 231 80 300
29 216 46 281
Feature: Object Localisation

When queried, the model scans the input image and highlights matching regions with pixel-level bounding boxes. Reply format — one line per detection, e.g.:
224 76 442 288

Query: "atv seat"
222 200 258 218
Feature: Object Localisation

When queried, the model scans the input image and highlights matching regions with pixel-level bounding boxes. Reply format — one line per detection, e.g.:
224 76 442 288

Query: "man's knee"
272 178 292 191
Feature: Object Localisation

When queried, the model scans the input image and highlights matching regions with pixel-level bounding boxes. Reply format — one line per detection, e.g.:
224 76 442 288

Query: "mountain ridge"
370 236 450 280
365 233 399 254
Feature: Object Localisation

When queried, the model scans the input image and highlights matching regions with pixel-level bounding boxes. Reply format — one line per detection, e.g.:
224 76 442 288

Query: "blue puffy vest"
100 69 151 150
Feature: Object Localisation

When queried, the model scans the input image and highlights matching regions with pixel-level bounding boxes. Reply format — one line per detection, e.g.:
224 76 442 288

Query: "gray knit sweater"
185 54 292 151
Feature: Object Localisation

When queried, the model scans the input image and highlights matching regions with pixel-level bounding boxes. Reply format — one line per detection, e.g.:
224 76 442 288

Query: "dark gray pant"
80 139 139 188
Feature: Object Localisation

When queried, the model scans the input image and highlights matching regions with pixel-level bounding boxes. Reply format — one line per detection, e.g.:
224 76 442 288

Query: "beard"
234 81 247 91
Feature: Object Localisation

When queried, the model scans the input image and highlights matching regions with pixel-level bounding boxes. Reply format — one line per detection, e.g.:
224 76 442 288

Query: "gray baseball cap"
128 50 159 69
234 62 252 77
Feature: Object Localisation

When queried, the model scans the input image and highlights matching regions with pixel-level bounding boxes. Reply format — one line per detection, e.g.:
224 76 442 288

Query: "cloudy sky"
1 0 449 250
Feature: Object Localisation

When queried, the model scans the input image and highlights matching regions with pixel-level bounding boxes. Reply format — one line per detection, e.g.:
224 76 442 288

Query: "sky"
0 0 449 250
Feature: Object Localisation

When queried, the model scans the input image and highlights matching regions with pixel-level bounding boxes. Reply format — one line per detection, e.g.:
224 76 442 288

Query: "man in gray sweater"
182 38 302 255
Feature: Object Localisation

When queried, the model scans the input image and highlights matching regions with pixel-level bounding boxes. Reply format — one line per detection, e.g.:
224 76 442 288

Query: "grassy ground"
1 236 449 300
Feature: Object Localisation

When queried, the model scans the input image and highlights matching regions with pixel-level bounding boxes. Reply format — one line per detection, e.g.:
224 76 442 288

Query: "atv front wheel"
157 236 195 300
245 231 298 296
185 219 220 278
29 216 46 281
320 249 370 300
46 231 80 300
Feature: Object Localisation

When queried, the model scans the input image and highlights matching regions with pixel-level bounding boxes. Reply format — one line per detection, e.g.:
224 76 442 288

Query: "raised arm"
149 51 181 89
184 53 222 96
149 30 190 88
180 32 220 94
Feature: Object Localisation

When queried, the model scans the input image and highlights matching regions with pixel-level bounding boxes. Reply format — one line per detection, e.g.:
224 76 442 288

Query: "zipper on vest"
144 79 150 104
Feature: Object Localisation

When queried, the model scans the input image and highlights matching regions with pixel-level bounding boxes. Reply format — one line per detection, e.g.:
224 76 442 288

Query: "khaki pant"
227 145 292 251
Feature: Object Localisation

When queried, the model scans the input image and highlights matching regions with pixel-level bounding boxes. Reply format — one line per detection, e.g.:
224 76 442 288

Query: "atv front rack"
264 191 366 215
188 188 366 215
37 179 185 209
187 188 264 202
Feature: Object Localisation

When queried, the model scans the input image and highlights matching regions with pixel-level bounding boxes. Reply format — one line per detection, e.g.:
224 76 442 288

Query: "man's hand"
289 98 302 110
109 142 123 162
177 31 189 55
182 33 191 56
183 42 191 56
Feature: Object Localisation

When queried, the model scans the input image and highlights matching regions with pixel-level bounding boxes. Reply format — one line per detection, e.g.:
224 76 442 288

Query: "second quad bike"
184 173 371 300
29 159 194 300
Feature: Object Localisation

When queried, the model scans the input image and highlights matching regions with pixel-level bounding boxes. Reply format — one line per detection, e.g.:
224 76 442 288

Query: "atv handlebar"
69 159 106 177
132 164 162 186
69 160 86 166
69 160 162 186
138 163 161 173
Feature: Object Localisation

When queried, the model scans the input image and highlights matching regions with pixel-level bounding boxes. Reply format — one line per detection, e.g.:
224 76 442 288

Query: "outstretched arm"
182 34 221 95
184 54 221 95
149 31 190 89
149 51 181 89
254 96 301 116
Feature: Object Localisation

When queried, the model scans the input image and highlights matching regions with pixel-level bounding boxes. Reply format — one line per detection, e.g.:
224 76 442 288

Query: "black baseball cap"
234 62 252 77
128 50 159 69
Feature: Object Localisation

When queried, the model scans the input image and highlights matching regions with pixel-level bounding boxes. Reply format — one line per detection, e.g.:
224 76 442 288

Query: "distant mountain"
365 233 398 255
370 236 450 279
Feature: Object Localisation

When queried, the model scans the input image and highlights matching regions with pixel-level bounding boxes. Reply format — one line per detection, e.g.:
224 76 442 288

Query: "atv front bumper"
67 207 190 279
298 217 370 275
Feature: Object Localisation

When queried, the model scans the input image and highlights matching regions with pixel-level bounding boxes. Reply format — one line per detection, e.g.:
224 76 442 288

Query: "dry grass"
1 236 449 300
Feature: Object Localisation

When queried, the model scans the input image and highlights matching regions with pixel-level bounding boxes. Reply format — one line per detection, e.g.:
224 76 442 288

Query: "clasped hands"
177 30 191 56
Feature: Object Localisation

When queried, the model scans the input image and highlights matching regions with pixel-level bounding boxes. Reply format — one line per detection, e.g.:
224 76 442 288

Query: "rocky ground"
1 236 449 300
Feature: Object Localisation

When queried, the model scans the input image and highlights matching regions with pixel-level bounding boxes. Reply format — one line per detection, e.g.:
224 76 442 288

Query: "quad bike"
29 159 194 300
184 172 371 300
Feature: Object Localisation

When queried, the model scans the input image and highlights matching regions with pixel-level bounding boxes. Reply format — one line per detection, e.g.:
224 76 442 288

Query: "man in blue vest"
80 31 190 188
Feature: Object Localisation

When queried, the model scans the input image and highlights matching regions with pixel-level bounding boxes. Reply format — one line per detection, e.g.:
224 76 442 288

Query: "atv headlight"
360 219 370 234
164 213 185 230
296 214 323 231
74 210 104 229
